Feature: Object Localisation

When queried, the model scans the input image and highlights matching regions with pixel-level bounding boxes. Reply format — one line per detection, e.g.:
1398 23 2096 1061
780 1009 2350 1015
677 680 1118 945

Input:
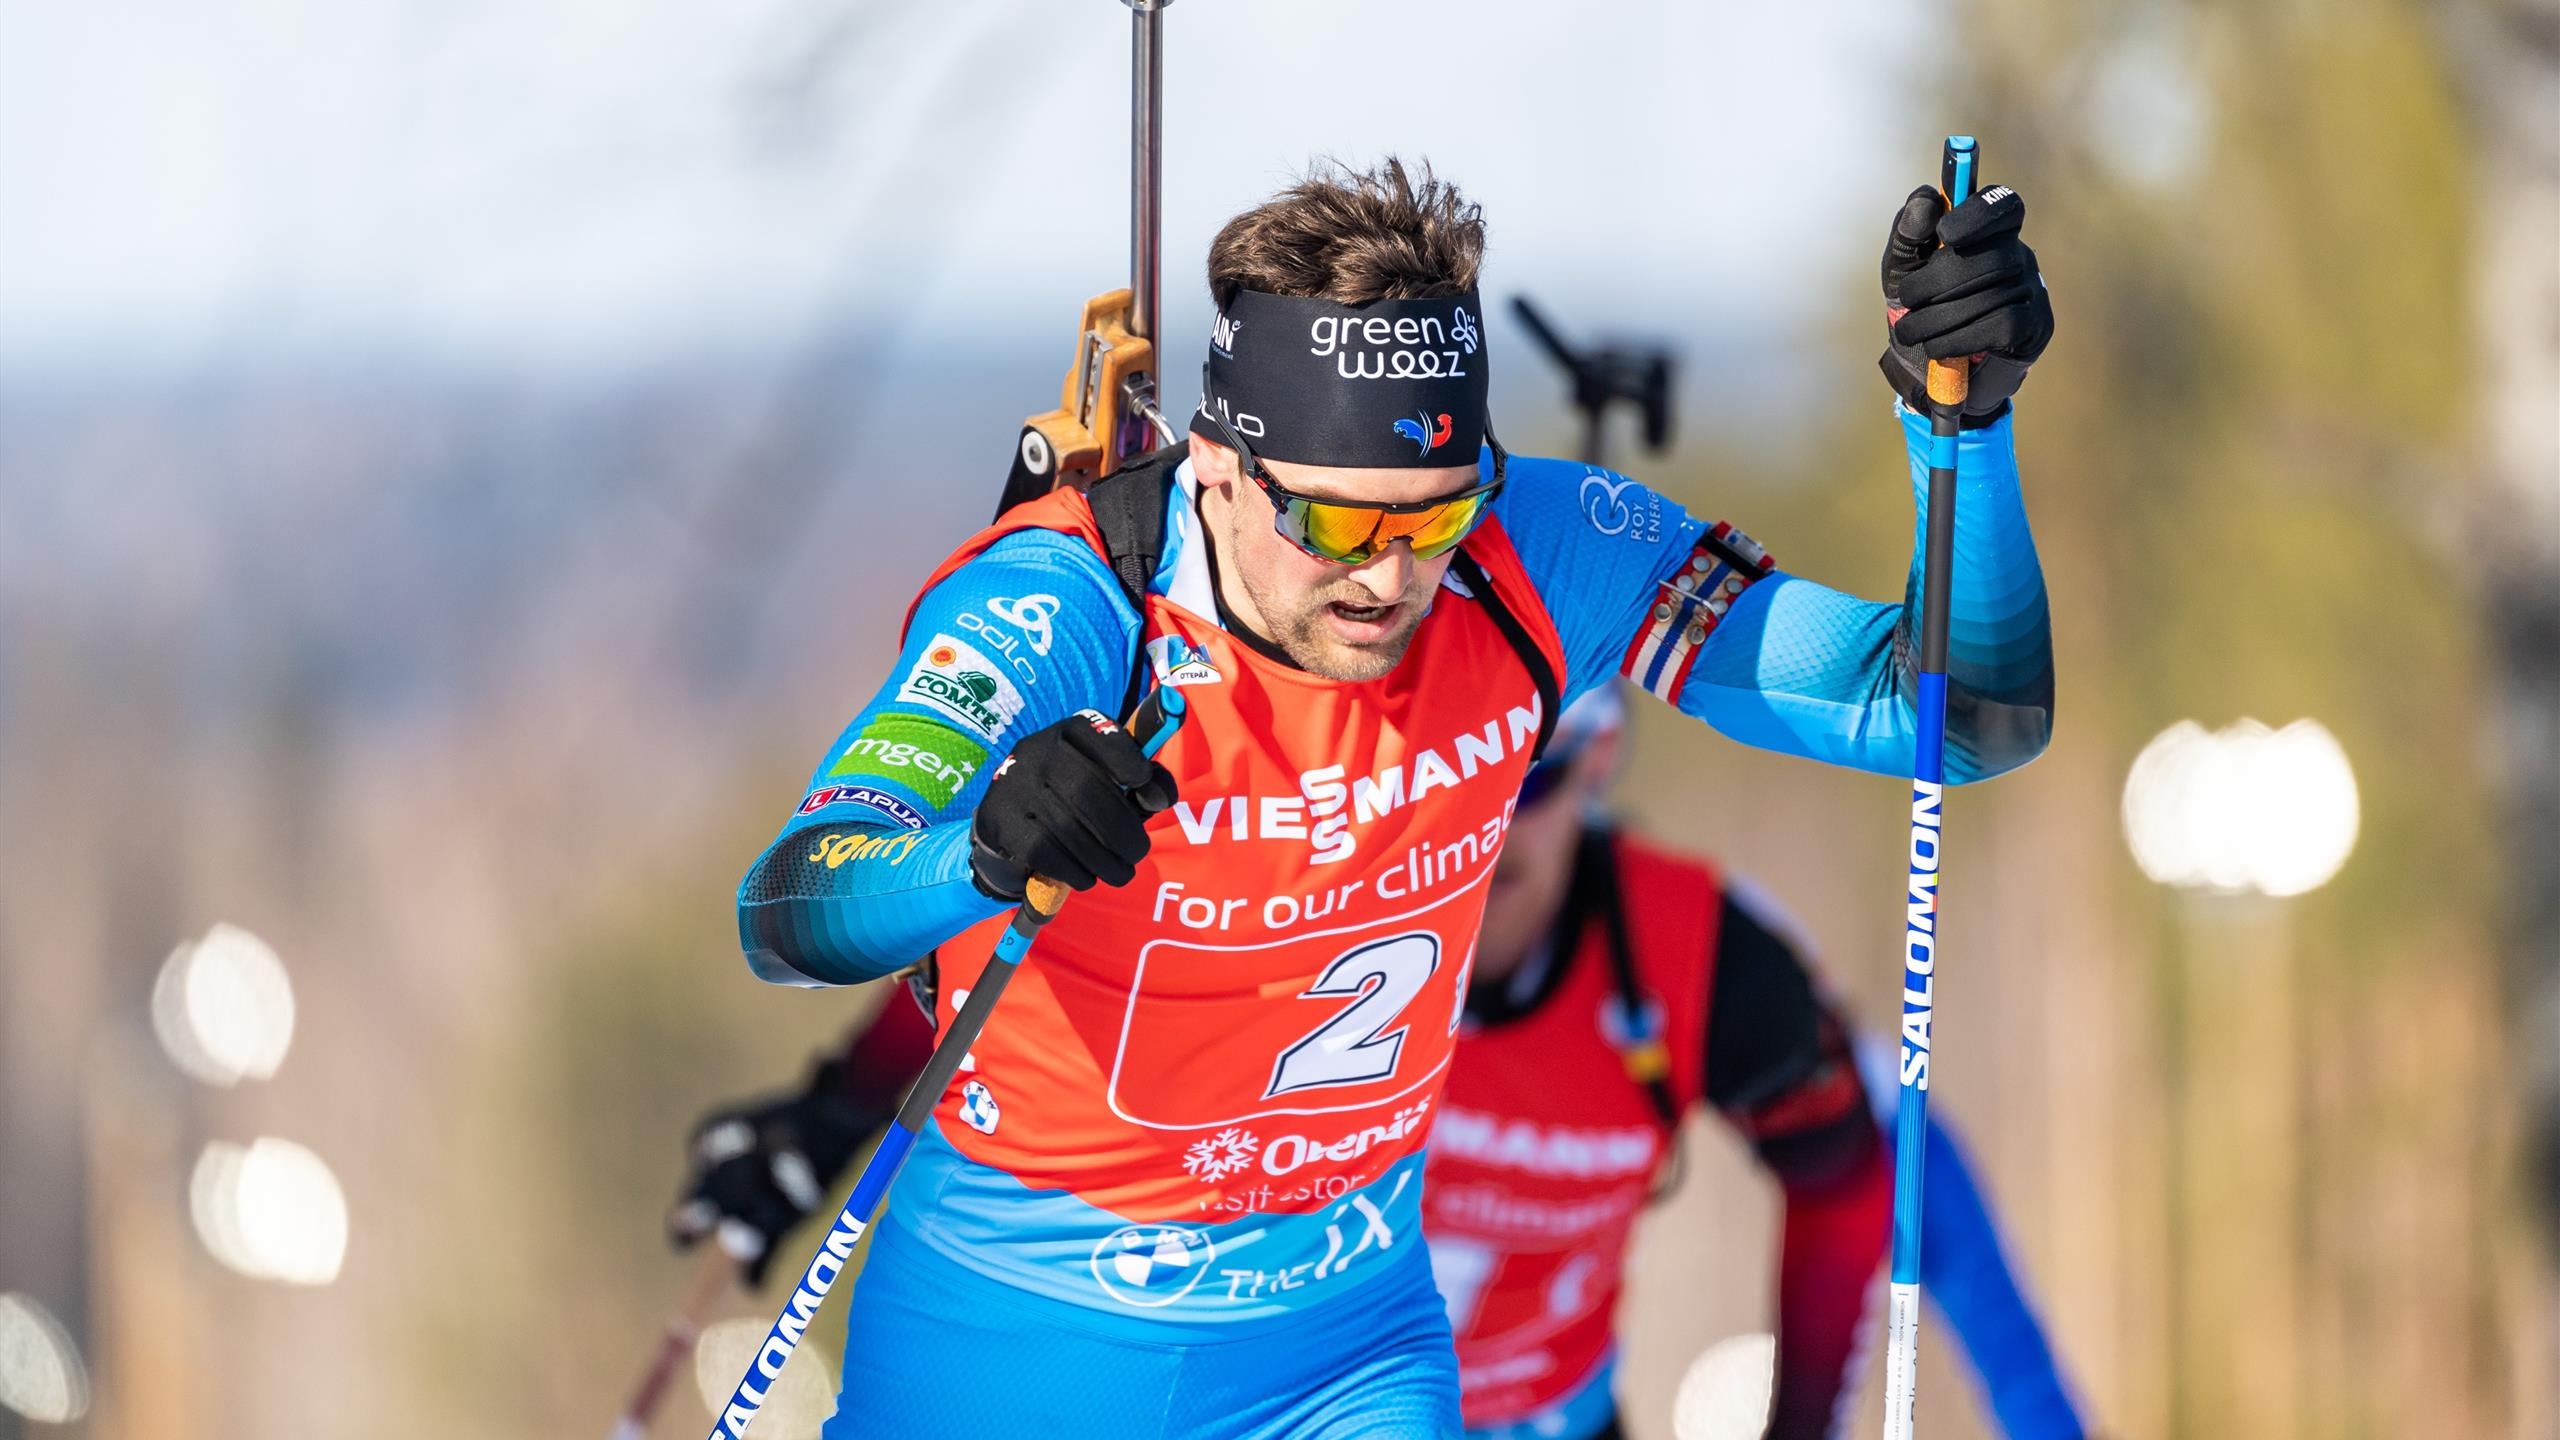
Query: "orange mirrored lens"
1291 492 1488 563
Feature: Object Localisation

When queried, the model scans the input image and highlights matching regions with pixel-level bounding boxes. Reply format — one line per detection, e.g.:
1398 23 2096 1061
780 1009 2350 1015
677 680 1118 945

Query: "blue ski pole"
1882 133 1976 1440
703 684 1188 1440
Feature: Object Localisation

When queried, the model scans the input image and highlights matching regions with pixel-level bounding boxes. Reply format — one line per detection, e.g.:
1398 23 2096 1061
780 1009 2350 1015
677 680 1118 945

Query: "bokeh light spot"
693 1316 833 1438
1673 1331 1775 1440
151 923 296 1086
0 1293 89 1424
2123 718 2360 897
190 1138 349 1286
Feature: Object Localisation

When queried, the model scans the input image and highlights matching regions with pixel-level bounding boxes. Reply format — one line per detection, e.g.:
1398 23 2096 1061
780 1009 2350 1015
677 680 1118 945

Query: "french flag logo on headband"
1391 410 1454 457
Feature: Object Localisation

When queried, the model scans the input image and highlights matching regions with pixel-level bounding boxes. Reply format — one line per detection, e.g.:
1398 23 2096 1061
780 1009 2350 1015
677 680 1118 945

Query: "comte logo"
898 633 1023 741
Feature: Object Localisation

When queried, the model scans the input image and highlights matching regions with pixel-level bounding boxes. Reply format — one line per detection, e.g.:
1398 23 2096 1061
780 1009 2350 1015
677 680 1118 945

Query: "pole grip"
1128 676 1187 757
1016 684 1186 925
1922 134 1980 409
1023 876 1071 919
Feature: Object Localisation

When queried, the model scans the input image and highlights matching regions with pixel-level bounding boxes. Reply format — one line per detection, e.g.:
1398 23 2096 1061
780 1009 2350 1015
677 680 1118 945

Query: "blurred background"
1 0 2552 1436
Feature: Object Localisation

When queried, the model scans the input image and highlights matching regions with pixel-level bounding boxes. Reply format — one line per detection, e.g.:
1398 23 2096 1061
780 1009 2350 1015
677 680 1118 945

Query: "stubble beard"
1227 513 1430 683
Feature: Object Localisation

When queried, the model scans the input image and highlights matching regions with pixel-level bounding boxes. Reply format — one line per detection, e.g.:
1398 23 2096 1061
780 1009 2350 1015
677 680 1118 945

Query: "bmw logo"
1089 1225 1215 1307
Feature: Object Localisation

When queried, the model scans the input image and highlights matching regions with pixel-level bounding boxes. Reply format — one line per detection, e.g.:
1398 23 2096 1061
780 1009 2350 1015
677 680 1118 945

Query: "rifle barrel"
1129 1 1166 341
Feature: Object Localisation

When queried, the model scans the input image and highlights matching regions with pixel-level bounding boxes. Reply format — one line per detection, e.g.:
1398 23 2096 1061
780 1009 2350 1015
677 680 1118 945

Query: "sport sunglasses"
1199 407 1506 565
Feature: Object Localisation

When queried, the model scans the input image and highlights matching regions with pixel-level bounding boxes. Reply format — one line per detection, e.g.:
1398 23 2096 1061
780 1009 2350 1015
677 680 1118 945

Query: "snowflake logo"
1182 1127 1261 1183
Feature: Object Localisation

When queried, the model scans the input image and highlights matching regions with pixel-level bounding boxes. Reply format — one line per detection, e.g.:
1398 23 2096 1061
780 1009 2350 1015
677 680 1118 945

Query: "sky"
0 0 1940 374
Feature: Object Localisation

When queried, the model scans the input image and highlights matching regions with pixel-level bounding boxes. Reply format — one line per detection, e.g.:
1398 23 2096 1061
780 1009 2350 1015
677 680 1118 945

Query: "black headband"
1189 288 1490 469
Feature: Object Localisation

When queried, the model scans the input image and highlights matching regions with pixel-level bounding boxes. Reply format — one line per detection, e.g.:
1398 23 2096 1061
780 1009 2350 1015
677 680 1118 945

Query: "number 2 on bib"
1266 932 1439 1098
1111 919 1469 1130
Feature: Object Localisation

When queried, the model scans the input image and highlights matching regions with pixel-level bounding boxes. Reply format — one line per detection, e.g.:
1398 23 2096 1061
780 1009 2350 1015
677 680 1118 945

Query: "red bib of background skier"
912 483 1563 1232
1424 836 1722 1426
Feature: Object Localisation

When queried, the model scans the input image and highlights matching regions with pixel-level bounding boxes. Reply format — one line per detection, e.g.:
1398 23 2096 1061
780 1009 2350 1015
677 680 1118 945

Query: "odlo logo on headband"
1391 411 1454 457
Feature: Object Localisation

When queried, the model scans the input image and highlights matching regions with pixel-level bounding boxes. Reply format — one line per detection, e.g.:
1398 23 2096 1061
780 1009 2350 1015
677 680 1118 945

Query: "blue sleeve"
1856 1039 2092 1439
1491 405 2053 783
736 529 1141 987
1484 447 1711 705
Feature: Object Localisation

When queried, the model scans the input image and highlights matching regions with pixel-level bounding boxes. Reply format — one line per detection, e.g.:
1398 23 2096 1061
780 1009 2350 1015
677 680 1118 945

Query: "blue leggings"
824 1217 1462 1440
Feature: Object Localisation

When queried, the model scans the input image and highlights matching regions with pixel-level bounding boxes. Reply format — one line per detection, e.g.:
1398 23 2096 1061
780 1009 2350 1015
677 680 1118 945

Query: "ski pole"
1882 132 1976 1440
610 1244 736 1440
704 684 1189 1440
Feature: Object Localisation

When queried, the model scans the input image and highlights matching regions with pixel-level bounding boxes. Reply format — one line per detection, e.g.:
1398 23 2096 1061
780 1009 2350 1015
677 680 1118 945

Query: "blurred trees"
2451 0 2560 1307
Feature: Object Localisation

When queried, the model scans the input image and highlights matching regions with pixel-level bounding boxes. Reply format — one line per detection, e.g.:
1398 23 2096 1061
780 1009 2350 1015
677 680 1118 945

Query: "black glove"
1878 182 2054 427
970 708 1177 900
667 1061 876 1286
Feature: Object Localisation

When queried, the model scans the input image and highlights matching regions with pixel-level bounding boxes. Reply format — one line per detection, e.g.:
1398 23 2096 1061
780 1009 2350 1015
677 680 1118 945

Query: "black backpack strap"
1445 546 1561 761
1075 443 1186 716
1579 829 1682 1133
1570 829 1688 1200
1083 443 1184 608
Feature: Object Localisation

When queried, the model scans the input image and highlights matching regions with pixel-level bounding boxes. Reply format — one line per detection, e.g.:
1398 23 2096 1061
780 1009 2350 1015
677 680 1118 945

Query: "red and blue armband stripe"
1618 521 1775 704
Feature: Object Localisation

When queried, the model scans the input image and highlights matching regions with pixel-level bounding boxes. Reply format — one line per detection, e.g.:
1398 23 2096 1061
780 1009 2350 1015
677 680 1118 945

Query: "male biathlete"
686 695 2090 1440
734 159 2055 1437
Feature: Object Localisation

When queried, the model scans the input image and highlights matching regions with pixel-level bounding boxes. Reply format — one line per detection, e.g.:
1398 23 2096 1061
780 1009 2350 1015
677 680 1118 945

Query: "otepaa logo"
1391 410 1454 457
1148 634 1223 688
1091 1225 1216 1307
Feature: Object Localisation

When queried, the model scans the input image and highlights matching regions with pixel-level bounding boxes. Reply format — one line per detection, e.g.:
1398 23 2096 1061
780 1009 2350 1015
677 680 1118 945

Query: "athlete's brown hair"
1206 157 1485 308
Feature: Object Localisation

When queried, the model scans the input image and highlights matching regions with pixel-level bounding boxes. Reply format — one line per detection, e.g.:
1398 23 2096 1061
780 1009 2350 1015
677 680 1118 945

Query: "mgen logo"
826 714 986 808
